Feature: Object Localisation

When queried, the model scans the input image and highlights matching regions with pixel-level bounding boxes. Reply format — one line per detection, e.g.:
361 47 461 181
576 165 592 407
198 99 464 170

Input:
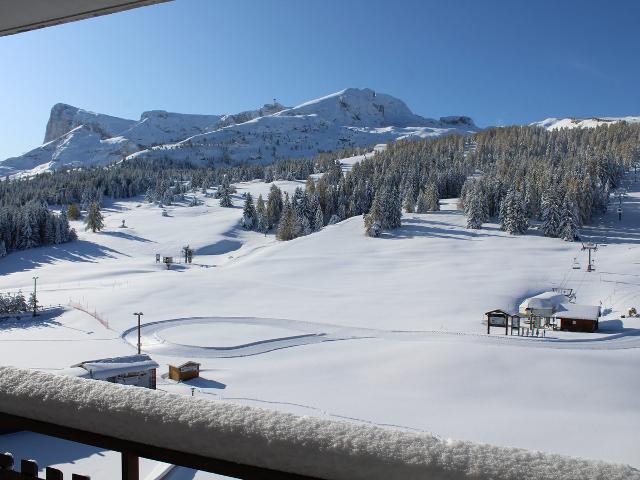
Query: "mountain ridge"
2 88 478 177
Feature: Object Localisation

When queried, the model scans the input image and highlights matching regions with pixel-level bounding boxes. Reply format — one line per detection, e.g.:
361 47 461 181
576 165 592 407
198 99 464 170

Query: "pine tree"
219 187 232 207
364 193 383 237
313 203 324 232
85 202 104 232
0 239 6 258
541 190 561 238
559 197 579 241
466 191 486 229
403 189 415 213
500 188 529 235
241 192 256 229
424 183 440 212
415 190 430 214
266 184 283 228
255 194 269 233
67 203 81 220
276 194 301 241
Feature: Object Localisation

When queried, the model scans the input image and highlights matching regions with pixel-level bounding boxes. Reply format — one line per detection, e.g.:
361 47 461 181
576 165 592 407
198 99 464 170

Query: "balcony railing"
0 366 638 480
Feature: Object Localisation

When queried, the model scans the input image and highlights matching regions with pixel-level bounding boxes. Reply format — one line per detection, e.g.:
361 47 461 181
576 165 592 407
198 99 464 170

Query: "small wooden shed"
169 361 201 381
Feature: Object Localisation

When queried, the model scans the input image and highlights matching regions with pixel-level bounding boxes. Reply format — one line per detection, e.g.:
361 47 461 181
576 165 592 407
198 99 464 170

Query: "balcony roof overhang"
0 0 171 37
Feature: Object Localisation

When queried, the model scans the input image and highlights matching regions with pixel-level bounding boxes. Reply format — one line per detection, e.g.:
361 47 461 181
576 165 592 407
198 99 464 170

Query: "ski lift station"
60 354 159 389
486 290 601 334
518 291 601 333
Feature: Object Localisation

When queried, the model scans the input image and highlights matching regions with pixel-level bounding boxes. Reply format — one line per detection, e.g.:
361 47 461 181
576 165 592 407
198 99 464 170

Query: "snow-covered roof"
519 291 568 313
0 366 637 480
553 304 601 321
67 354 159 380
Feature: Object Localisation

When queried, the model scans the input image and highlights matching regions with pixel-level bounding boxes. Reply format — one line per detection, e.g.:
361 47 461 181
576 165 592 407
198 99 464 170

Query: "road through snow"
122 315 640 358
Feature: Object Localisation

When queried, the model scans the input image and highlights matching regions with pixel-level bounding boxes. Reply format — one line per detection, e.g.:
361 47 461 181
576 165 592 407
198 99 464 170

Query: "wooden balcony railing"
0 453 89 479
0 366 638 480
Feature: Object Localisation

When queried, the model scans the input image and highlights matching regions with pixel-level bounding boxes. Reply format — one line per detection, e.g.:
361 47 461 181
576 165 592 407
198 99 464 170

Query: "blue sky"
1 0 639 159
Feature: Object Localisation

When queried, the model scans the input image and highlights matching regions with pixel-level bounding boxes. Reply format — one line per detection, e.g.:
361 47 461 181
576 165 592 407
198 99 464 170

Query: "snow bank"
0 367 637 480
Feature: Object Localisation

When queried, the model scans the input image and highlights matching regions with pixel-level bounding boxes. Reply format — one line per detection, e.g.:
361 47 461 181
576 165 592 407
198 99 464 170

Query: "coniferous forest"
1 123 638 257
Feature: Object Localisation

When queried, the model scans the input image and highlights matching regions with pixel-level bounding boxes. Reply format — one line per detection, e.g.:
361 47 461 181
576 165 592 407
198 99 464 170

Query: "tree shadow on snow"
0 307 66 332
185 377 226 390
101 231 155 243
381 217 502 241
0 240 126 275
196 239 242 255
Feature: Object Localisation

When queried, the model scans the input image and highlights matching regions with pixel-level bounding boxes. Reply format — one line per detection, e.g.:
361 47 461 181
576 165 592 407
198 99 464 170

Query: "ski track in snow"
121 315 640 358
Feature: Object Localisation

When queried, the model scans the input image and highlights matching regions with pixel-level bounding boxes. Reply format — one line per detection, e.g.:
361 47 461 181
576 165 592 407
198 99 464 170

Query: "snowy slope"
0 88 478 176
0 166 639 473
532 116 640 130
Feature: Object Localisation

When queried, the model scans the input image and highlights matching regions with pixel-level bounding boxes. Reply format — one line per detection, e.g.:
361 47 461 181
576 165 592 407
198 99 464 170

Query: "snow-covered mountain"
0 88 478 176
532 116 640 130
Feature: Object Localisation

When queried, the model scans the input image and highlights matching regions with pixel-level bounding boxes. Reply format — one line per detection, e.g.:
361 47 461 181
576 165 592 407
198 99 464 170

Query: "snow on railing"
0 366 637 480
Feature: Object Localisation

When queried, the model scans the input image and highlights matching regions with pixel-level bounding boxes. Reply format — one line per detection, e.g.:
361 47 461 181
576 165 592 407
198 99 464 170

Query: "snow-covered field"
1 167 639 478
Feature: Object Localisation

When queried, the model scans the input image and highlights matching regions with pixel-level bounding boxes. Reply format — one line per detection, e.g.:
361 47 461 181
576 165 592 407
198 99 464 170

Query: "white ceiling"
0 0 171 37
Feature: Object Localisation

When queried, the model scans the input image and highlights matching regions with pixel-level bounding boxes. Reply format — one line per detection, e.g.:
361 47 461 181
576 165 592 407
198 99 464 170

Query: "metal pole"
133 312 143 354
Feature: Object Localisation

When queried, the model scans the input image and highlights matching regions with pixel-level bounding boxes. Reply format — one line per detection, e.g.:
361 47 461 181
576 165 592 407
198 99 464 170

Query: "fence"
67 302 110 331
0 453 89 479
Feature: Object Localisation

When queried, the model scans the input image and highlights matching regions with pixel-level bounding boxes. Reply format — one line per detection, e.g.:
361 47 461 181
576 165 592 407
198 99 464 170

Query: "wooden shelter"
169 361 201 381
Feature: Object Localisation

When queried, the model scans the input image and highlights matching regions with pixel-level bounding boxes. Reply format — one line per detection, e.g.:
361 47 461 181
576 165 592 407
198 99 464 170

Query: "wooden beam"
121 453 138 480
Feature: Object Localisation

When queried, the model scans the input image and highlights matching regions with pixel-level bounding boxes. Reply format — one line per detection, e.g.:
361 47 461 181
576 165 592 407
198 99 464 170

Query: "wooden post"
46 467 64 479
505 315 508 335
21 459 38 477
486 314 490 335
0 452 14 470
122 452 139 480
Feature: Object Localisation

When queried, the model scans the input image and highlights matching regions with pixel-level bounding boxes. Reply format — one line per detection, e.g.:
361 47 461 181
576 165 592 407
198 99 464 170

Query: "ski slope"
1 164 640 477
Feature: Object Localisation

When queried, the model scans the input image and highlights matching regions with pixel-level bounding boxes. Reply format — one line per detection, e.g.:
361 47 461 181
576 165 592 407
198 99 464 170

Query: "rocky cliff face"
43 103 136 144
3 88 479 177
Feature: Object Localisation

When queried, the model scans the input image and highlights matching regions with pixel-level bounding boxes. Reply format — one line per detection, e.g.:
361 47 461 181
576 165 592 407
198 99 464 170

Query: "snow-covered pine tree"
383 184 402 229
403 189 415 213
255 194 269 233
219 186 233 207
266 184 283 228
19 211 39 249
425 183 440 211
559 197 579 241
313 202 324 232
85 202 104 232
276 194 301 241
465 185 487 229
364 193 383 237
241 192 256 229
415 189 430 214
541 190 561 238
500 188 529 235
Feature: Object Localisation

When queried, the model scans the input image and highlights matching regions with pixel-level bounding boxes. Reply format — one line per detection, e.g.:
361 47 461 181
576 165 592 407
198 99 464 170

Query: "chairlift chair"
572 258 580 270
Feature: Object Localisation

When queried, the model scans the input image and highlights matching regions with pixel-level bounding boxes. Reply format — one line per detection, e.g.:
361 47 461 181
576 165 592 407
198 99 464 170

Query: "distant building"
169 361 201 382
519 291 600 332
60 354 159 389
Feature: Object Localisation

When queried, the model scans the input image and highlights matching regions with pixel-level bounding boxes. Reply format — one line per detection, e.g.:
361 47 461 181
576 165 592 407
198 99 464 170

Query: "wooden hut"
169 361 201 381
553 304 600 332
